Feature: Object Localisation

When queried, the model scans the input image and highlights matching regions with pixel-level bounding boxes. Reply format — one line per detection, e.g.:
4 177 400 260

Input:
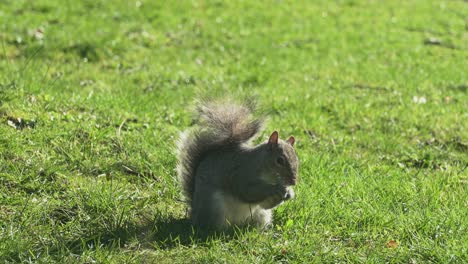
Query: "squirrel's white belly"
213 190 264 227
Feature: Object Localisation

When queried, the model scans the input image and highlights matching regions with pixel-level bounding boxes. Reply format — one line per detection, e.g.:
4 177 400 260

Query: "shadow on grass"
57 216 241 255
150 217 236 249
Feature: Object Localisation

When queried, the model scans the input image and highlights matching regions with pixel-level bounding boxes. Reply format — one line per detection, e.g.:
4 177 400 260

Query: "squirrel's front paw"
259 185 288 209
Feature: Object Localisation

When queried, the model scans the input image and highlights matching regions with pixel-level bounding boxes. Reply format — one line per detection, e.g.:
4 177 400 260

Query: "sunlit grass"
1 0 467 262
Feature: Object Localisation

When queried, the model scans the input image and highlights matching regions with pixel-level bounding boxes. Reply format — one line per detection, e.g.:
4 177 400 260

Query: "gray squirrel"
176 99 299 229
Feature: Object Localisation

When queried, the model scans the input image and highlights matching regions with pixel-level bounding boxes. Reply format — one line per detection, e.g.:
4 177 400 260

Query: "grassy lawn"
1 0 467 262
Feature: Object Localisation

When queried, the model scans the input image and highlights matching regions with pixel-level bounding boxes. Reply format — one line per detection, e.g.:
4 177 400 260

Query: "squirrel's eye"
276 157 285 165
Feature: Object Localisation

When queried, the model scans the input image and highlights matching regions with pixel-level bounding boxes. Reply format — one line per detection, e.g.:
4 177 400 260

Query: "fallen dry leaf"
386 240 398 249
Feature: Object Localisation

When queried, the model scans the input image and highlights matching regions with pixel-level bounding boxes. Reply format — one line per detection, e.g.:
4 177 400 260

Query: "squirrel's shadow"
150 218 247 249
59 217 247 254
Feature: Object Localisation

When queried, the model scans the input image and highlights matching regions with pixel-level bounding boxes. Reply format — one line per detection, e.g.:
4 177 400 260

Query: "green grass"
1 0 467 262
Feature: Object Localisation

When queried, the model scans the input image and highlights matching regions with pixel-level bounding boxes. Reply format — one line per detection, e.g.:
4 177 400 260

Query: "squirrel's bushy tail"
176 99 264 204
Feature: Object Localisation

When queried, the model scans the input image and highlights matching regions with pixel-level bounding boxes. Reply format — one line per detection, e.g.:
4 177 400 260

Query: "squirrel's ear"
287 136 295 146
268 131 279 145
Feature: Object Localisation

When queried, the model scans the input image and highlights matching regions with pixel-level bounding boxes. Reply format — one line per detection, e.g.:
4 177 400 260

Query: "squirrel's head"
262 131 299 186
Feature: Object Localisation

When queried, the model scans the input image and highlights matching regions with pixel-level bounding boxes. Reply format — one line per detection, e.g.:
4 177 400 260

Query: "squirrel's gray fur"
177 99 299 229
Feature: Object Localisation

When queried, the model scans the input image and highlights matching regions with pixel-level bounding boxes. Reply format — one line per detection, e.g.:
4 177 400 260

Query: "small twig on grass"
121 164 138 176
423 37 458 50
117 118 127 139
348 84 391 92
276 38 318 48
